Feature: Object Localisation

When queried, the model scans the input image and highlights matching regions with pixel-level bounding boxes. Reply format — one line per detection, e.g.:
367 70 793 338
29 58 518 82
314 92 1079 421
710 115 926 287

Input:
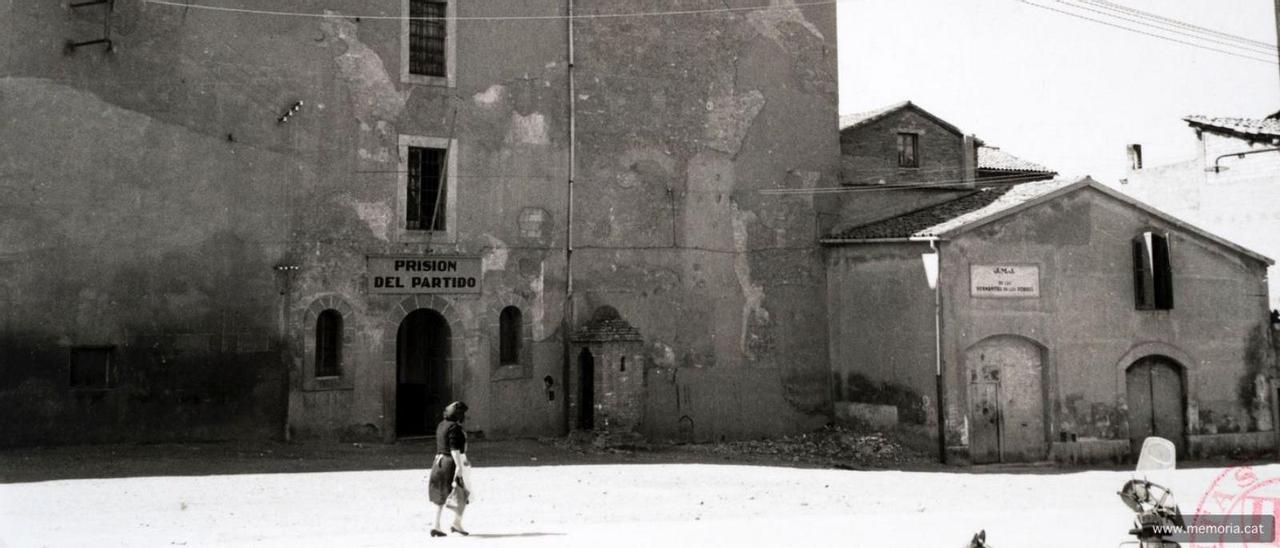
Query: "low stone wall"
1049 439 1129 465
1188 431 1276 459
833 401 899 430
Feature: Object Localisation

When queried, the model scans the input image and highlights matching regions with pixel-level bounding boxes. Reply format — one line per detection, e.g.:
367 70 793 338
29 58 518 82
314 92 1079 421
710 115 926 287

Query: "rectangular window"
1133 231 1173 310
897 133 919 168
69 347 113 389
408 0 447 77
407 146 448 231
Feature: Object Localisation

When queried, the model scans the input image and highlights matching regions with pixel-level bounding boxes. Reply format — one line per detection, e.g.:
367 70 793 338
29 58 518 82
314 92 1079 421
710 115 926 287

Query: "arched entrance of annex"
964 335 1048 464
396 308 451 438
1124 355 1186 458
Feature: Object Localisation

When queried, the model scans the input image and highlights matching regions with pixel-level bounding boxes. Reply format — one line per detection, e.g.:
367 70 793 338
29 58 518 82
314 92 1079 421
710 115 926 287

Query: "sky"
837 0 1280 183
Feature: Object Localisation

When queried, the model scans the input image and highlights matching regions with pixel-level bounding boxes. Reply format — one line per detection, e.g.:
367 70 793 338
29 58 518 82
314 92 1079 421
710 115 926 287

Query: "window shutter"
1133 235 1153 309
407 147 422 229
1152 233 1173 309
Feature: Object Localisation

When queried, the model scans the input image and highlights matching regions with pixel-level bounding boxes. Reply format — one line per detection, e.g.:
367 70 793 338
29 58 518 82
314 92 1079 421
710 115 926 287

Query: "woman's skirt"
428 454 458 506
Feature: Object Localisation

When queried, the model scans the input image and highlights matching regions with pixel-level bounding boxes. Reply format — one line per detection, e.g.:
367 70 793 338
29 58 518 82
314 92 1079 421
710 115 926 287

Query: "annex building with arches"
823 177 1278 463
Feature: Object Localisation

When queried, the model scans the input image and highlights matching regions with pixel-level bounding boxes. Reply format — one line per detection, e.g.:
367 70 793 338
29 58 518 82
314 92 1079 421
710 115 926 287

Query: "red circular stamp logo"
1190 465 1280 547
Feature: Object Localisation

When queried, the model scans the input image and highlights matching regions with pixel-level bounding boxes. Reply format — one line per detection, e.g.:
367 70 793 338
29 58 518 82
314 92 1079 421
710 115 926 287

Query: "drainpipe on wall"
915 236 946 464
562 0 577 435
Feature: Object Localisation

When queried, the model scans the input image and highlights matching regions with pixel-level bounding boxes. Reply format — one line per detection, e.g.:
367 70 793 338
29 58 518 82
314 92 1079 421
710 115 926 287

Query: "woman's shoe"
450 526 470 536
430 529 447 537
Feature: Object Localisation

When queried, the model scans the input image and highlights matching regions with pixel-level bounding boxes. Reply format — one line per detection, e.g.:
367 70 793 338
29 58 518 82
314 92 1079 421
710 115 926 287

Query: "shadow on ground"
0 438 842 483
0 437 1261 484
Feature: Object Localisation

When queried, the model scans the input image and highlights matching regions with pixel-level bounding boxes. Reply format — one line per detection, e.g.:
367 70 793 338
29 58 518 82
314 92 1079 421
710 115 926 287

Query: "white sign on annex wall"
970 264 1040 298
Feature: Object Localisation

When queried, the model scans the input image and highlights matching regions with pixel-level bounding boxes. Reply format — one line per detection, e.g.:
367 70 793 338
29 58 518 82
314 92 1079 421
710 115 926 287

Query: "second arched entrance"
1125 356 1186 457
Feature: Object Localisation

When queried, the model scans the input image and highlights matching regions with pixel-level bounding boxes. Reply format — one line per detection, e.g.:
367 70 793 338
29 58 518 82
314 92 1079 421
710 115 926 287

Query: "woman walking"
429 401 470 537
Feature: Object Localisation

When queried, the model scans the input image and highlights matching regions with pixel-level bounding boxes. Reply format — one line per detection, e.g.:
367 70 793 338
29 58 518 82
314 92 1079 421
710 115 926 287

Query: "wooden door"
968 373 1001 464
966 336 1046 463
1126 357 1185 458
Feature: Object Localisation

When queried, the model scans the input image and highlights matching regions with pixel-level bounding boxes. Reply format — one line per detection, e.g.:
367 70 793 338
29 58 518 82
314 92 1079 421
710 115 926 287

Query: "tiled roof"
839 101 911 131
1184 115 1280 139
839 100 965 138
573 318 643 343
978 146 1055 174
825 178 1080 240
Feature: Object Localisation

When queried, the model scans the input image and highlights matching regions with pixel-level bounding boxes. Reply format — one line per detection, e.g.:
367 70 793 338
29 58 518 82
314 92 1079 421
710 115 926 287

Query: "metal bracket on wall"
64 0 115 54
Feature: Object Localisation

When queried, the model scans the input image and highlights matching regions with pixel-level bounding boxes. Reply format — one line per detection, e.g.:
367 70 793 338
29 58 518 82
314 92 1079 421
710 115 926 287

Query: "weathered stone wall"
573 0 841 441
0 1 320 445
0 0 840 445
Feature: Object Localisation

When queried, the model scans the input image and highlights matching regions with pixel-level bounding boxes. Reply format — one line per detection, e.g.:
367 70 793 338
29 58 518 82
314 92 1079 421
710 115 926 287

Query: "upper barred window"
408 0 447 77
401 0 455 86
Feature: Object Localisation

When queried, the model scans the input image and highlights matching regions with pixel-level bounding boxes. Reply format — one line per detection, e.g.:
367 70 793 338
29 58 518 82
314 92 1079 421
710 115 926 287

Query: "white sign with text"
970 264 1040 298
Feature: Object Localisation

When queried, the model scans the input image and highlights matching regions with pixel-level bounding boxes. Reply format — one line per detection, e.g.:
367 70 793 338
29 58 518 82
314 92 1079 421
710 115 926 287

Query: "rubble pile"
698 425 931 468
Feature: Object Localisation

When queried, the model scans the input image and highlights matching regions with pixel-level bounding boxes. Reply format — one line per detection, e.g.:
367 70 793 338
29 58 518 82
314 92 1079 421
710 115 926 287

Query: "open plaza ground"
2 439 1275 547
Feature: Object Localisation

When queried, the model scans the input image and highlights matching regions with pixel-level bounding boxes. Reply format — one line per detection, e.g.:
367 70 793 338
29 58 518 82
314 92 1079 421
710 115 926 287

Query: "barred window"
407 146 447 231
315 309 343 377
70 347 113 389
897 133 919 168
499 306 522 365
409 0 447 77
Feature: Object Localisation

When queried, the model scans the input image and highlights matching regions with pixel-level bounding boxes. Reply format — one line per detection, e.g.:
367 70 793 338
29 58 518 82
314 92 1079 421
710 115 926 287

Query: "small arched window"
315 309 343 377
499 306 522 365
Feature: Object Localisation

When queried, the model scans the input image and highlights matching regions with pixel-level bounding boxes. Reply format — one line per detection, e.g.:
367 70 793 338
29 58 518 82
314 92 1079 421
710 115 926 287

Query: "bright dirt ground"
0 439 1273 547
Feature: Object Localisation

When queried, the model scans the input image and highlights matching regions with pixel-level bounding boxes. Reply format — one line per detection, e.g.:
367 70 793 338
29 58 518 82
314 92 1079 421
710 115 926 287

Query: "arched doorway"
396 309 451 438
1125 356 1185 458
964 335 1047 463
577 347 595 430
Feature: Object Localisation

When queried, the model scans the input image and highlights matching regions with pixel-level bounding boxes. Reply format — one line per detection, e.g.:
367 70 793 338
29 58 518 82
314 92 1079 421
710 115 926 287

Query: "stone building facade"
824 178 1276 463
0 0 839 446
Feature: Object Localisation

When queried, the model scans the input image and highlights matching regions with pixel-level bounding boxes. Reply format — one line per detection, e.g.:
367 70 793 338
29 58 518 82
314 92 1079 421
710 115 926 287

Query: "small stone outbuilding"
570 308 645 435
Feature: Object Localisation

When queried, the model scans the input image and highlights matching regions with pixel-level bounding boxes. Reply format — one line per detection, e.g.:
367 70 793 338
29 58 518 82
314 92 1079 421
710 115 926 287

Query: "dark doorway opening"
397 309 451 438
1126 356 1186 458
577 347 595 430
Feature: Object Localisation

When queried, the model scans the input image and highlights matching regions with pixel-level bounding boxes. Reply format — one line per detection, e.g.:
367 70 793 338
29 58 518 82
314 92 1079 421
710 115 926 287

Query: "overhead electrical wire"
1018 0 1278 65
1077 0 1276 50
141 0 848 21
142 0 1276 65
760 172 1078 195
1057 0 1276 57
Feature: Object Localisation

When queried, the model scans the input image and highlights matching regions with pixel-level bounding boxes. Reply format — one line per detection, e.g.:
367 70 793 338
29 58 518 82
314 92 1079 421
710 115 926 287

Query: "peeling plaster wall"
827 187 1275 461
1 0 839 446
572 0 839 441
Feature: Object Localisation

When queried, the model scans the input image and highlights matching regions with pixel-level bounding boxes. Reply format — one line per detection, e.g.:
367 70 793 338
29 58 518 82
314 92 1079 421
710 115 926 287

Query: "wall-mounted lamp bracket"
277 101 305 124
